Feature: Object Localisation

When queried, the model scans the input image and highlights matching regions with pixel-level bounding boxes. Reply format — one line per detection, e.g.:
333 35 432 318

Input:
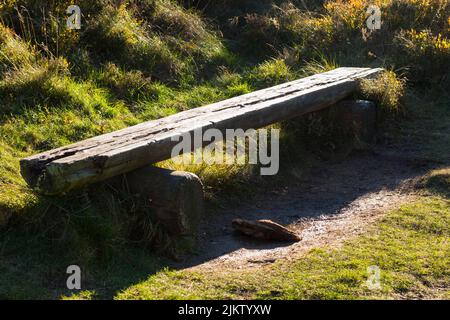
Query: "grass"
115 191 449 300
358 70 406 114
0 0 448 299
0 87 446 300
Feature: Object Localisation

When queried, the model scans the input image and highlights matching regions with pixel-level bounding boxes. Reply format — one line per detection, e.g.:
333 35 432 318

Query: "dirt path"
175 147 438 271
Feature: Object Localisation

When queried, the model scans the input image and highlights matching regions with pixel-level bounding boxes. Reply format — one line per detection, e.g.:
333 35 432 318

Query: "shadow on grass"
0 185 174 300
0 231 168 299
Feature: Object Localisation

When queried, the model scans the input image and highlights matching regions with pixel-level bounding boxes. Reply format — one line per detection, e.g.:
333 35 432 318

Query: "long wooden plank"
20 67 383 194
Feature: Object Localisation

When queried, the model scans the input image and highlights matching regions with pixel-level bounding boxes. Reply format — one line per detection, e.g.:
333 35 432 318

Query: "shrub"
294 15 336 61
239 12 281 57
357 70 406 114
385 0 449 36
324 0 367 32
394 29 450 86
236 2 313 57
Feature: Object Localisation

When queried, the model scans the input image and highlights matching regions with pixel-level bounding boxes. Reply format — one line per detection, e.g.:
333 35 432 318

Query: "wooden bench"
21 67 382 196
20 67 382 235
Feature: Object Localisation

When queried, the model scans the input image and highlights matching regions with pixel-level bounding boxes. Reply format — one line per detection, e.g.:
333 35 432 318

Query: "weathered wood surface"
20 67 383 194
232 218 302 242
109 166 204 235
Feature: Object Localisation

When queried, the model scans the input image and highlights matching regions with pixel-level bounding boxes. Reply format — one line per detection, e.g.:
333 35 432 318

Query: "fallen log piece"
20 67 383 195
231 218 302 242
109 166 204 236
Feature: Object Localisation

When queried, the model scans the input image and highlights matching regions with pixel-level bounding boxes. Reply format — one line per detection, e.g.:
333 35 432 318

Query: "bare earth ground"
175 147 440 272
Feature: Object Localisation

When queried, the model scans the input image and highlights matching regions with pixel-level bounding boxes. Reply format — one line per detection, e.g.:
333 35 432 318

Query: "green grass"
116 185 449 300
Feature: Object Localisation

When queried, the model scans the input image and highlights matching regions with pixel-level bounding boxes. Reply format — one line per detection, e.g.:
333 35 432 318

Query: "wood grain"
20 67 383 194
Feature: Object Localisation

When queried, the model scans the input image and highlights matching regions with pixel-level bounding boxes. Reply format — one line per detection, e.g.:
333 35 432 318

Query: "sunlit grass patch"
246 59 297 89
0 23 36 73
0 141 37 225
61 290 97 300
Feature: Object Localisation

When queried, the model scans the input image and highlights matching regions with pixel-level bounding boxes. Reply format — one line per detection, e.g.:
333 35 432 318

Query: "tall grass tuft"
358 70 406 115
